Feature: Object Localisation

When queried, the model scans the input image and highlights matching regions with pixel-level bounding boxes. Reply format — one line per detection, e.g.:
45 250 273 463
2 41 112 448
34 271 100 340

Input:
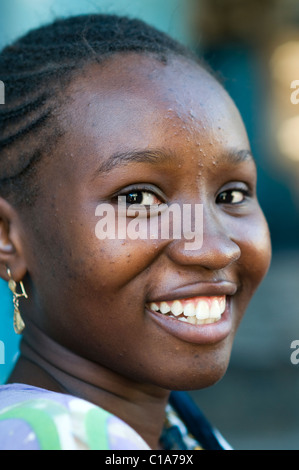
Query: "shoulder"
0 383 150 450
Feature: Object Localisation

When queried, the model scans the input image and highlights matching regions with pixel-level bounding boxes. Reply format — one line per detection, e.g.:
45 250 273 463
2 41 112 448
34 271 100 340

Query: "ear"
0 197 27 282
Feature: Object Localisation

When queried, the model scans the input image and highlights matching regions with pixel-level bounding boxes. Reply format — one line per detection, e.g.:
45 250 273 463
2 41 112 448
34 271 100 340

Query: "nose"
165 206 241 271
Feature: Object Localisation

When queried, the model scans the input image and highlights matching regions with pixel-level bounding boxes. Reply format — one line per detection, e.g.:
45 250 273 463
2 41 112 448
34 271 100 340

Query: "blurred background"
0 0 299 450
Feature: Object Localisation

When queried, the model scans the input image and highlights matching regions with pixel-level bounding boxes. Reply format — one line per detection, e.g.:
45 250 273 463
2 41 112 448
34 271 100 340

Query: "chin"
172 365 229 392
151 349 232 392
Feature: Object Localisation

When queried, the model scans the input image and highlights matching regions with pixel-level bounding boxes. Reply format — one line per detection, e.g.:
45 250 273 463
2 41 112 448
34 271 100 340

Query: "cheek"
83 211 170 289
235 211 272 298
90 238 161 287
71 210 166 292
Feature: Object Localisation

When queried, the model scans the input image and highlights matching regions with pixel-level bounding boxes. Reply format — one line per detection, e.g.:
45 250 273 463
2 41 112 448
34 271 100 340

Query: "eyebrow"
93 149 175 175
224 149 255 164
93 147 254 177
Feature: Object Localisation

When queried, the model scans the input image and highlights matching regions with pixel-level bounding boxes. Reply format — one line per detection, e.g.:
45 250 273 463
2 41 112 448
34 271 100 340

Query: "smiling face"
20 53 271 390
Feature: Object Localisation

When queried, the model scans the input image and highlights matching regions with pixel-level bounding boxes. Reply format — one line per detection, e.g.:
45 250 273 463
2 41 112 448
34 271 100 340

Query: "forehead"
57 53 249 161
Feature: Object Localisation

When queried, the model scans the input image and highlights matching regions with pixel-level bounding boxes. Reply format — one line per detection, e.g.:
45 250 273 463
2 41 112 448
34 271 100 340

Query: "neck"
8 321 170 449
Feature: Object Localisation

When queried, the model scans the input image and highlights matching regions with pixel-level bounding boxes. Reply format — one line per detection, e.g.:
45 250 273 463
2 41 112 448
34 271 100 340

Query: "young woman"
0 14 271 450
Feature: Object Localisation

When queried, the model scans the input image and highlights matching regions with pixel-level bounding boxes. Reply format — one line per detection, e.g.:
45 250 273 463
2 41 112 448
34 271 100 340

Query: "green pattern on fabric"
85 406 110 450
0 399 67 450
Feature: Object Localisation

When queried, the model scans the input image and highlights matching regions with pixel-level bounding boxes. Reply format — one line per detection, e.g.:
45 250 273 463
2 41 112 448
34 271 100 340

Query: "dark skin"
0 53 271 449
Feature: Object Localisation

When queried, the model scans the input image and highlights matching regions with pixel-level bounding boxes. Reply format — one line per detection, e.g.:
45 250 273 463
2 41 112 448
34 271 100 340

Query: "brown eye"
216 189 247 205
125 191 161 205
126 191 143 204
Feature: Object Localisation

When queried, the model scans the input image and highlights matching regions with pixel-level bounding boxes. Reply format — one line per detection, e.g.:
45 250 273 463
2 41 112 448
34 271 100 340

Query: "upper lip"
147 281 238 303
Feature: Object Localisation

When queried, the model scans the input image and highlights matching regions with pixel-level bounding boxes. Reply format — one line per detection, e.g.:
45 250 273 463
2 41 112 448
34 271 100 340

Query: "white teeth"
170 300 183 316
178 316 188 322
187 315 197 324
183 303 195 317
160 302 171 314
219 297 226 313
150 302 159 312
148 296 226 324
195 301 210 320
210 299 222 318
204 318 216 324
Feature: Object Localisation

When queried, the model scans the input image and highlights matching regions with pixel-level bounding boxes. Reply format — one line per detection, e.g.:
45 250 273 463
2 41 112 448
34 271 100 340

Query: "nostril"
201 238 241 270
166 235 241 271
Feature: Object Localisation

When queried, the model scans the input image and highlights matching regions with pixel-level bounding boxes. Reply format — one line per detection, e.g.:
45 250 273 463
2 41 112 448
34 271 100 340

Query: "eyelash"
113 185 165 206
216 188 251 205
114 186 251 207
120 190 162 206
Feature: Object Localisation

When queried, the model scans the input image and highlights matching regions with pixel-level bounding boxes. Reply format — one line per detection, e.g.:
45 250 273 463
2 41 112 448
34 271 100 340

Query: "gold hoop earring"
7 267 28 334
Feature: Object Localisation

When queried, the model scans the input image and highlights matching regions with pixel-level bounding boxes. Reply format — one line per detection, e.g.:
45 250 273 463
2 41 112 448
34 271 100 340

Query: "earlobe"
0 218 15 254
0 197 27 282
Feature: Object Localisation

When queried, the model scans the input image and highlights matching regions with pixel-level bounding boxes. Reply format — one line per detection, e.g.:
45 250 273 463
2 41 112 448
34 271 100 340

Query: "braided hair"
0 14 195 207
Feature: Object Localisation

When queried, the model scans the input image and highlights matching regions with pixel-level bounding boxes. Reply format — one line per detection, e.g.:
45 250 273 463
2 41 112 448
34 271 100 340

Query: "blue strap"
169 391 224 450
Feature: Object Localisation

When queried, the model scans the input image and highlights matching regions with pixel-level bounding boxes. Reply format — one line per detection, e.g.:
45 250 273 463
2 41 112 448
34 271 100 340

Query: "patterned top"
0 383 230 450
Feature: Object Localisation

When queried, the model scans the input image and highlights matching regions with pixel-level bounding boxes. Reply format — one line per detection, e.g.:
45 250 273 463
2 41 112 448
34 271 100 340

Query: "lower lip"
145 297 232 345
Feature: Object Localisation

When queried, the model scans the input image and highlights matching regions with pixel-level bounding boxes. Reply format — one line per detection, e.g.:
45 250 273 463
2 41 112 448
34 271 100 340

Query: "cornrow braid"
0 13 195 207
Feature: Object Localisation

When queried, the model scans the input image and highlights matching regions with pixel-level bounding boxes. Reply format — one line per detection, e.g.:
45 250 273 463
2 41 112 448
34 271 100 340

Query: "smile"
146 296 226 325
